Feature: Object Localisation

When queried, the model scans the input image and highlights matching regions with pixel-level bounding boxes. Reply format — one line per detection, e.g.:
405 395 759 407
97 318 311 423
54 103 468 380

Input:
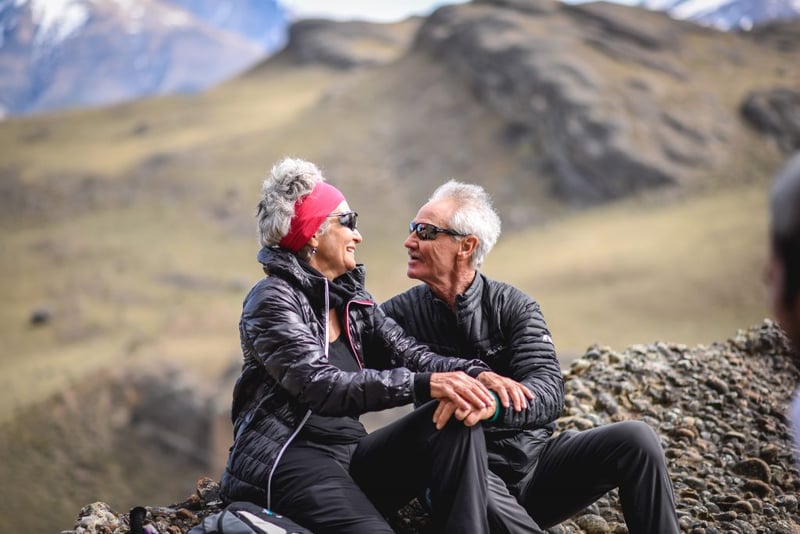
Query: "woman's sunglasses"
330 211 358 231
409 222 468 241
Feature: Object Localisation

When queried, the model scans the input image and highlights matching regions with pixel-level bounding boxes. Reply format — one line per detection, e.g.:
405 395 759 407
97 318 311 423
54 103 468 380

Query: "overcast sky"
279 0 638 22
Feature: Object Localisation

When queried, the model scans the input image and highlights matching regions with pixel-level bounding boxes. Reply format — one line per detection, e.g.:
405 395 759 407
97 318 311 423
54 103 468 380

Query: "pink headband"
279 182 345 253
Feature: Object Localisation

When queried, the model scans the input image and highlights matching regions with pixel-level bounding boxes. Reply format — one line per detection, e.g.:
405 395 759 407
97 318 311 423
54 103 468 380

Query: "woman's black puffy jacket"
220 247 488 507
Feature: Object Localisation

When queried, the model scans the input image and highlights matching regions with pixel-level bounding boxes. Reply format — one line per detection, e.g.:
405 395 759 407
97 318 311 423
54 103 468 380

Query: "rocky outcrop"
548 320 800 532
263 18 422 70
741 88 800 154
62 320 800 533
738 21 800 154
410 0 786 204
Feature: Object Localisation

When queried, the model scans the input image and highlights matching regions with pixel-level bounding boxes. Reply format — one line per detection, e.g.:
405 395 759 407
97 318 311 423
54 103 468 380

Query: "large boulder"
741 88 800 154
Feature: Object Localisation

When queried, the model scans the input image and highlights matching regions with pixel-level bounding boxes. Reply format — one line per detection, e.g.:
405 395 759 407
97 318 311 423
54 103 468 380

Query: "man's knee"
612 420 664 458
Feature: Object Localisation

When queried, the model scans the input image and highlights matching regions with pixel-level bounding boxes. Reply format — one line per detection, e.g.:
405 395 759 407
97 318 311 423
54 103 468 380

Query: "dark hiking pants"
272 400 490 534
487 420 680 534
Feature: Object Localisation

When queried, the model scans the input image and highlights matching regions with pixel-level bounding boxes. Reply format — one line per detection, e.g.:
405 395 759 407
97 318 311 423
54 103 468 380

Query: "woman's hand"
433 398 496 430
476 371 534 412
429 371 494 413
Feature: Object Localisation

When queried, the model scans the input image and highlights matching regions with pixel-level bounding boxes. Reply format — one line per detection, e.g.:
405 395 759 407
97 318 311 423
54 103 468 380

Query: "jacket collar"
455 271 484 316
257 246 368 300
424 271 484 316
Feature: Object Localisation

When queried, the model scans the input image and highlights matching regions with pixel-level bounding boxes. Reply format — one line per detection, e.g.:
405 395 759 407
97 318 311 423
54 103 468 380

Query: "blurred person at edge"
219 157 532 534
766 153 800 463
381 180 680 534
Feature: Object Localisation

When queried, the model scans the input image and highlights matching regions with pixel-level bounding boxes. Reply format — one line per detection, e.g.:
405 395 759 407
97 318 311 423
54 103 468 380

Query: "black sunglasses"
330 211 358 231
409 221 467 241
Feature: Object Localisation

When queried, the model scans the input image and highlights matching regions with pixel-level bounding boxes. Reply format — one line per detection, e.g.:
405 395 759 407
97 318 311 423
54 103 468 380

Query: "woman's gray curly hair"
429 180 501 270
256 157 331 253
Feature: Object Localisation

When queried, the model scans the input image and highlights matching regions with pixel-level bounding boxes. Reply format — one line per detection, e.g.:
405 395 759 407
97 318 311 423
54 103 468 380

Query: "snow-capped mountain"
0 0 288 118
640 0 800 30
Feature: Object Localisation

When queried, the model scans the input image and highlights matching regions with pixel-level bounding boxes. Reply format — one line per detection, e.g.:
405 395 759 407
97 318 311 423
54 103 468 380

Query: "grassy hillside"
0 65 341 421
0 56 782 422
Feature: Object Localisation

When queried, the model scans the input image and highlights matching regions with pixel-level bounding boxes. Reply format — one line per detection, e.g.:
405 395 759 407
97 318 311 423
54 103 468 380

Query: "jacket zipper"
266 278 331 509
344 298 372 370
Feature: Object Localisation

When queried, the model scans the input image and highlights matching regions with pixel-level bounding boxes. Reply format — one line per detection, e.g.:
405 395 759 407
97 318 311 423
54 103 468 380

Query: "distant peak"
640 0 800 30
28 0 90 48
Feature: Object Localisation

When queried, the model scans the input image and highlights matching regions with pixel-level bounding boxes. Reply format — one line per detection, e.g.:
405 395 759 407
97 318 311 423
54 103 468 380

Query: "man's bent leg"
523 421 679 534
487 470 544 534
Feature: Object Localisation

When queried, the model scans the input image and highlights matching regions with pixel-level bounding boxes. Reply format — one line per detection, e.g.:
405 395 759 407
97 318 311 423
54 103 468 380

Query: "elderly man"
381 180 679 533
766 154 800 459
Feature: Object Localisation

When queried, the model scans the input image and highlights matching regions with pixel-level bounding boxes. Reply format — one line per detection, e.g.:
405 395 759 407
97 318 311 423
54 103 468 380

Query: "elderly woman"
220 158 500 534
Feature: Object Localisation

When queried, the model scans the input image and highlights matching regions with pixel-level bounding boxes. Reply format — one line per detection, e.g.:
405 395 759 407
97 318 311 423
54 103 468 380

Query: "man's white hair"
429 180 502 270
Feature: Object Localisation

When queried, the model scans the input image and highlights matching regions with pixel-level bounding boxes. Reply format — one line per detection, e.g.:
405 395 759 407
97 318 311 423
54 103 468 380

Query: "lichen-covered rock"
64 321 800 533
553 319 800 532
61 478 223 534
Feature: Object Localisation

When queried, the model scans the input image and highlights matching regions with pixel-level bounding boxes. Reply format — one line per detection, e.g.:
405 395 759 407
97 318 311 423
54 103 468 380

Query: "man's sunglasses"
409 221 468 241
329 211 358 231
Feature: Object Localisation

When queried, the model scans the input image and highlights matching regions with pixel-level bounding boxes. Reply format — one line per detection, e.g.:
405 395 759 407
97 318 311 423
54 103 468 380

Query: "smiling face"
309 200 362 280
404 198 464 286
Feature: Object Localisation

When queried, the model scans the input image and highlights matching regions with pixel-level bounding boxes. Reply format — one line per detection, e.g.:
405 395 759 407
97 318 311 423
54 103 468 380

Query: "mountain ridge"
3 0 800 117
0 0 287 117
640 0 800 30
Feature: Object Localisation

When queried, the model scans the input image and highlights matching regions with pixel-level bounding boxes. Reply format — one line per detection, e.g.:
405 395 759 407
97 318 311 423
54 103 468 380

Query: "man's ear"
459 235 479 259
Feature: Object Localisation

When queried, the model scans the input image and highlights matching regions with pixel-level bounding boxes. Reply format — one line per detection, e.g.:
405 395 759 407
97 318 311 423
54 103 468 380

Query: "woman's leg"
270 440 394 534
350 401 490 534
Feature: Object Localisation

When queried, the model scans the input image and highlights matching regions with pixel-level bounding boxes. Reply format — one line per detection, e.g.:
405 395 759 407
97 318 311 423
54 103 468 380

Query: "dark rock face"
741 88 800 154
415 0 792 205
62 320 800 533
411 0 737 205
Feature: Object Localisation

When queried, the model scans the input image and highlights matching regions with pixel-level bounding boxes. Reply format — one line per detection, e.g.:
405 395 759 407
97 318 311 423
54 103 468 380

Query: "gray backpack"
187 501 313 534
